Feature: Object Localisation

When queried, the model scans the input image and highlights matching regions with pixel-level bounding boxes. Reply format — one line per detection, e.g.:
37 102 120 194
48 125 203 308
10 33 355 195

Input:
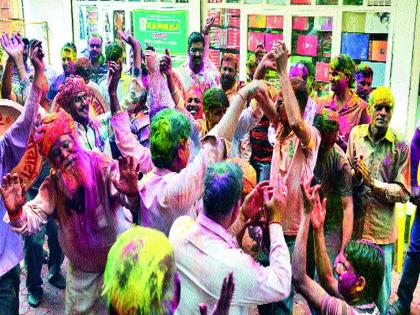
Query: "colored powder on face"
368 86 394 114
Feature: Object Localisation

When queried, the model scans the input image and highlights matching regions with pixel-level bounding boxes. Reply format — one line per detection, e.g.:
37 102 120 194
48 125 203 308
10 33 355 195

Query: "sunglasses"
90 43 101 49
190 47 204 54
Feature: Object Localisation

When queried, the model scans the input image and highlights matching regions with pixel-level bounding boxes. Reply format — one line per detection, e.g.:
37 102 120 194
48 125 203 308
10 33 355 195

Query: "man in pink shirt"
255 41 321 314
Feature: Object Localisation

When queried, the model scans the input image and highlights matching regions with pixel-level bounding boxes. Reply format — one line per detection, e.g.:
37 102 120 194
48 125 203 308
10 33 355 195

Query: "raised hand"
0 173 27 216
199 273 234 315
271 41 290 74
241 180 271 220
203 16 216 35
112 156 140 197
108 60 122 94
300 170 321 215
264 172 288 224
29 40 45 74
159 48 173 76
118 30 140 49
310 192 327 231
260 50 277 71
0 33 25 63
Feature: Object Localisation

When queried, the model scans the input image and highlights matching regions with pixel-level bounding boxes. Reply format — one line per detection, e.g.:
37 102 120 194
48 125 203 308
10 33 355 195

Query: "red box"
266 16 284 29
292 16 309 30
248 32 265 51
297 35 318 56
369 40 387 62
265 33 283 51
209 49 220 67
291 0 311 4
315 62 330 82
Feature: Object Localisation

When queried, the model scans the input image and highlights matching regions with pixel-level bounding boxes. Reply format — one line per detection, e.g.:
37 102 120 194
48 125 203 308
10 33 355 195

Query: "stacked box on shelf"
227 9 240 27
208 9 221 26
266 15 284 29
227 28 240 50
209 49 220 69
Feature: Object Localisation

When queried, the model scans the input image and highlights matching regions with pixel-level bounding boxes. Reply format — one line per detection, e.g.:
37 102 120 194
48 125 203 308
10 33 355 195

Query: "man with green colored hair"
109 58 268 235
103 226 176 315
347 86 410 314
317 54 370 151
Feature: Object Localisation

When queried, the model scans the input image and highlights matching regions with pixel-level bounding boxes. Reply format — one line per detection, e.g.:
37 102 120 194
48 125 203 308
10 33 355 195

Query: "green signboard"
131 9 188 56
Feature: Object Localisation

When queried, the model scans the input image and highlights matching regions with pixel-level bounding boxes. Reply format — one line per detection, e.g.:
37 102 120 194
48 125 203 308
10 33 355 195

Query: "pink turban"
34 110 76 156
55 76 88 110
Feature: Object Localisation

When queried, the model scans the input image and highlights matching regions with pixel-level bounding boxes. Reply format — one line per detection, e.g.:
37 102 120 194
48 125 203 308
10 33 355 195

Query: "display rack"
204 0 393 96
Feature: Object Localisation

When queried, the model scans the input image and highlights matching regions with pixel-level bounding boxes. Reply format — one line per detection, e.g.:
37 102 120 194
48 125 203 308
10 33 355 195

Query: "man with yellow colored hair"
347 86 410 314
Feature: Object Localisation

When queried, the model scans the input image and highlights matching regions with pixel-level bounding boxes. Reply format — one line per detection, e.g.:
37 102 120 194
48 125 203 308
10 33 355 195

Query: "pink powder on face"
338 268 359 299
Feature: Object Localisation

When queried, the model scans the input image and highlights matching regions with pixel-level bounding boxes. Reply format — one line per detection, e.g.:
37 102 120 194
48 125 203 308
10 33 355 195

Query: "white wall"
389 0 418 135
22 0 73 72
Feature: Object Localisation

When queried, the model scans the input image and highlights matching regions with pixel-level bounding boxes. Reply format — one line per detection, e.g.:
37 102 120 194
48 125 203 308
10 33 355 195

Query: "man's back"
169 214 291 315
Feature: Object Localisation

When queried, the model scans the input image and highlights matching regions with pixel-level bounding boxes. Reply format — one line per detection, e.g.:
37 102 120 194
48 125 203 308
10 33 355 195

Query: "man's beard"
58 156 92 199
220 74 236 91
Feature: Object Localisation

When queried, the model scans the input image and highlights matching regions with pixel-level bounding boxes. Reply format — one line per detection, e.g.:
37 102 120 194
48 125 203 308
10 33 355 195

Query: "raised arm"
1 57 14 99
160 48 181 106
1 39 44 173
292 174 333 311
273 42 312 146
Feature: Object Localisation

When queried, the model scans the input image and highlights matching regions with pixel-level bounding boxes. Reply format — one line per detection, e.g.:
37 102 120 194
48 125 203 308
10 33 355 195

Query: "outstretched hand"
29 40 45 74
118 30 140 49
300 171 321 216
199 272 235 315
0 32 25 63
112 156 140 197
0 173 27 216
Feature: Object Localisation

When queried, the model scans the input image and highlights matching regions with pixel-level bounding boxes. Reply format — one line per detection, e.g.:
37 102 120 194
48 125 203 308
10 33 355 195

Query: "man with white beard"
0 110 138 314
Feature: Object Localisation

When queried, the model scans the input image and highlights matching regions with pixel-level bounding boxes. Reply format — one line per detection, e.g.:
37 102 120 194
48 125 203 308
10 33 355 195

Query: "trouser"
250 158 271 183
375 243 394 315
0 264 20 315
396 211 420 314
65 262 106 315
257 232 316 315
23 217 64 293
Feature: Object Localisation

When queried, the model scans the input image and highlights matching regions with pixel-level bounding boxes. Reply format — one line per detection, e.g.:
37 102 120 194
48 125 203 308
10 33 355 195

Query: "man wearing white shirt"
169 161 291 315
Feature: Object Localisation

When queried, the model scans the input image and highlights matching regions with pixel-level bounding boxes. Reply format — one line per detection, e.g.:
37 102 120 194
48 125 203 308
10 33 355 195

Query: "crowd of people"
0 15 418 315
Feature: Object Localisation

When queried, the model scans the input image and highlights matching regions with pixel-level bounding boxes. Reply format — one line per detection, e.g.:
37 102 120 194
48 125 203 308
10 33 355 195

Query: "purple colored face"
188 42 204 71
335 258 359 300
88 36 102 61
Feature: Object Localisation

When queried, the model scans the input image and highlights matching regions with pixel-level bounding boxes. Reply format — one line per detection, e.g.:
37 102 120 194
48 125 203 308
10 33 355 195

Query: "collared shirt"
318 91 370 147
347 124 410 244
169 214 291 315
321 294 380 315
0 84 41 276
75 113 112 156
224 81 240 103
4 151 133 273
99 71 134 108
314 144 353 232
269 124 321 235
175 60 220 95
